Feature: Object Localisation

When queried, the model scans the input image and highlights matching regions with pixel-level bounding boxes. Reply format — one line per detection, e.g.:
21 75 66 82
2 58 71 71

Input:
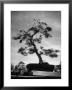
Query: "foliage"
11 64 14 73
11 62 33 76
54 64 61 73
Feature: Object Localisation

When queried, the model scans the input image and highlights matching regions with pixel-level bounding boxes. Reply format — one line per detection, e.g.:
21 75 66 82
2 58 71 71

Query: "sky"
11 11 61 66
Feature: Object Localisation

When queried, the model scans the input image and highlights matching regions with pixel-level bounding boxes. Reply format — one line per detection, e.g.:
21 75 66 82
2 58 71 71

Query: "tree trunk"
35 48 43 64
32 42 43 64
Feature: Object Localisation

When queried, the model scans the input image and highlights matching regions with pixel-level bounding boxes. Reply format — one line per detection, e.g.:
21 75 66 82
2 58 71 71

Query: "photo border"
0 0 71 89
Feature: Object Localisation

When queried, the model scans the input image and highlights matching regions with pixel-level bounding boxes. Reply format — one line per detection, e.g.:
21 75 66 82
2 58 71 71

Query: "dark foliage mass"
11 62 33 76
11 62 61 76
13 19 60 64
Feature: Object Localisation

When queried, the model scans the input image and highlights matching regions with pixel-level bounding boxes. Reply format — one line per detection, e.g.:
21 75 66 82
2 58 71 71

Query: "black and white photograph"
3 3 69 86
11 11 61 79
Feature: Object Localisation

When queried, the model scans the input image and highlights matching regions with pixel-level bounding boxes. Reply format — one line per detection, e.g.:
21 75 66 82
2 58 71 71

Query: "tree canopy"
13 19 60 64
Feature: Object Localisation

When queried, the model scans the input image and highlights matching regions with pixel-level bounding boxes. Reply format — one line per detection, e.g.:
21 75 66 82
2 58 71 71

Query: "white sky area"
11 11 61 66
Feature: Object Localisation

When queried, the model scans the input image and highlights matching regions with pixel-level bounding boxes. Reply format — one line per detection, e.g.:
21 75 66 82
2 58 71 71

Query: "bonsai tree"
13 19 60 64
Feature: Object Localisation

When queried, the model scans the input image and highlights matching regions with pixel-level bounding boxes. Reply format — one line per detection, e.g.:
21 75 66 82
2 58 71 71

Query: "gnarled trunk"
30 38 43 64
32 42 43 64
35 49 43 64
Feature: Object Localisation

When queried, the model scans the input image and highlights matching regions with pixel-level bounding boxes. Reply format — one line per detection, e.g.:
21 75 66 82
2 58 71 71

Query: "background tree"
11 64 14 72
17 61 28 75
54 62 61 73
11 64 14 75
14 65 19 76
13 19 60 64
